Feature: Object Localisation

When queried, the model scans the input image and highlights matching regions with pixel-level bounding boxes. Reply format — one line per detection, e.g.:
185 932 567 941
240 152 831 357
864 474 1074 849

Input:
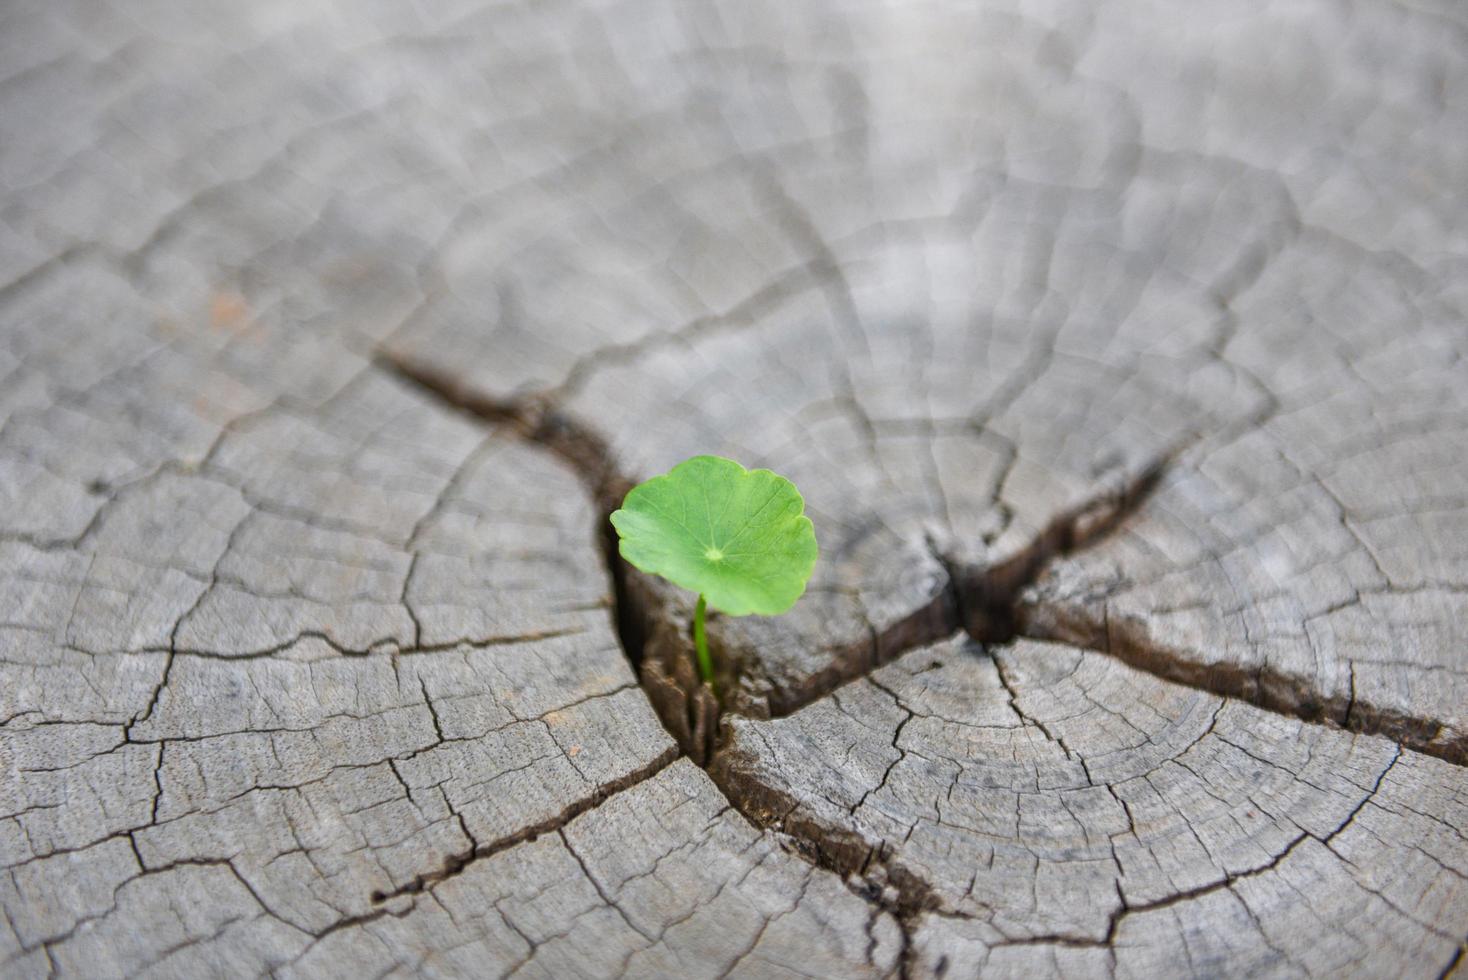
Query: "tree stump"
1 0 1464 976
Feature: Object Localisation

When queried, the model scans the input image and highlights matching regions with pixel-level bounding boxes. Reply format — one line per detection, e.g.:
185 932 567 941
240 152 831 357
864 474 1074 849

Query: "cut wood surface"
1 0 1465 976
717 638 1468 976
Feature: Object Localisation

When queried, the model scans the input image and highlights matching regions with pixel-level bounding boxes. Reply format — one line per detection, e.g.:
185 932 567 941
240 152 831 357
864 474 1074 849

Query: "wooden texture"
716 638 1468 976
1 0 1465 975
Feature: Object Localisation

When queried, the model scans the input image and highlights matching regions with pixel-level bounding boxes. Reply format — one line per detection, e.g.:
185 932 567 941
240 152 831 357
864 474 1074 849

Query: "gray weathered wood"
715 638 1468 977
0 371 682 972
2 0 1466 974
282 760 900 979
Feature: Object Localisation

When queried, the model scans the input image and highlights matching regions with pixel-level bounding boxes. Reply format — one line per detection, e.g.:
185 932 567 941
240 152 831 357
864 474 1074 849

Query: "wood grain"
1 0 1465 974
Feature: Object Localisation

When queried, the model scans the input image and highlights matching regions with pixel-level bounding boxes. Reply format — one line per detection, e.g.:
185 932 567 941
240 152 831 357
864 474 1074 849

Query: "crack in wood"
376 344 1468 971
378 349 1468 768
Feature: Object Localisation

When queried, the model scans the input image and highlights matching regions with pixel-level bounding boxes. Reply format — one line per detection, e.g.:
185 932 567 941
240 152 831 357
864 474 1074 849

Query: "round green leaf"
610 455 818 617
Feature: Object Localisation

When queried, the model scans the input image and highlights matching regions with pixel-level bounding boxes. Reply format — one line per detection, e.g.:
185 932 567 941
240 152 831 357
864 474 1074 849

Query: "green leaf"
610 455 818 617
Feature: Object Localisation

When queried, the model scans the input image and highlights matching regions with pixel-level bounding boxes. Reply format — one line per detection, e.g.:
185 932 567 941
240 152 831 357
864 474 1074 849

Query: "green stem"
693 593 713 689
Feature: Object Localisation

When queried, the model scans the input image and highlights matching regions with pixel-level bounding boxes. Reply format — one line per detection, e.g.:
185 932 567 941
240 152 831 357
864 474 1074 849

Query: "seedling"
610 455 819 689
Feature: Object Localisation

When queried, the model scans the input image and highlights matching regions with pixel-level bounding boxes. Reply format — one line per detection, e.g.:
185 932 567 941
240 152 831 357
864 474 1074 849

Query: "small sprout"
610 455 819 690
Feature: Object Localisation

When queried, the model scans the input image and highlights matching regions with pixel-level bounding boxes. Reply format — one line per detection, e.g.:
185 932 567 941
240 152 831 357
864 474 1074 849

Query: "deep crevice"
1023 605 1466 765
381 347 977 765
376 351 1177 767
381 346 1468 771
947 453 1171 647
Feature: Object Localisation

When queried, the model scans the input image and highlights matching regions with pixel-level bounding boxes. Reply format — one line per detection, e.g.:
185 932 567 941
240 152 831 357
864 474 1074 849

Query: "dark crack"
381 338 1468 854
707 732 934 979
367 742 677 905
946 451 1172 646
1023 586 1467 765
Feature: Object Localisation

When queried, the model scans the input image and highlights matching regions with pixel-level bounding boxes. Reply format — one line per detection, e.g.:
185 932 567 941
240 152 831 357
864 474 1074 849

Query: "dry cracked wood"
374 0 1468 754
0 365 684 972
715 638 1468 976
2 0 1467 975
283 760 900 979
